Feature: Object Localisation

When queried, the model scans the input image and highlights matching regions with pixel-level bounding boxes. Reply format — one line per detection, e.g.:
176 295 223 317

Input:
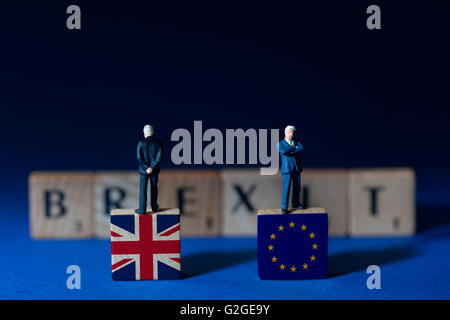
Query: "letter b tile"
29 172 94 239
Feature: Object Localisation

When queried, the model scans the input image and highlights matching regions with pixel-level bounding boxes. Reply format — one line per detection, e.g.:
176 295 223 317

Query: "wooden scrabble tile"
257 208 328 280
111 208 181 280
29 172 94 239
94 172 140 238
347 168 416 236
95 170 221 237
221 169 282 236
301 169 348 236
158 170 221 237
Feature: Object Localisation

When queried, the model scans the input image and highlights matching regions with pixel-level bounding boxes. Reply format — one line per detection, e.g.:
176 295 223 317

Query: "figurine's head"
143 124 154 137
284 125 296 140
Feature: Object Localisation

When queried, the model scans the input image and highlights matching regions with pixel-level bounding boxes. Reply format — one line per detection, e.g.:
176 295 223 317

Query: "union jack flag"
111 212 181 280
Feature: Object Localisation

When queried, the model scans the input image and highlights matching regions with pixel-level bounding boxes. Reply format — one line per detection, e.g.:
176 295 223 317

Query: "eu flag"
257 208 328 280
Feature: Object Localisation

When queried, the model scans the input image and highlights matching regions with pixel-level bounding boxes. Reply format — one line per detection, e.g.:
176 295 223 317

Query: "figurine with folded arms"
278 125 304 214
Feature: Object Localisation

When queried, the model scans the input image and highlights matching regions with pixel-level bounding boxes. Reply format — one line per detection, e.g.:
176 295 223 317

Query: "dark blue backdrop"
1 1 449 220
1 0 450 300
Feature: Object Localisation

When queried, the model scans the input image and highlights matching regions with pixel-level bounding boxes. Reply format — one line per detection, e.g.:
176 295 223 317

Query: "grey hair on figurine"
284 125 296 133
143 124 154 136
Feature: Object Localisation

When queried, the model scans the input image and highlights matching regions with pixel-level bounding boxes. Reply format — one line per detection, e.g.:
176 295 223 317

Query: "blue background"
0 1 449 299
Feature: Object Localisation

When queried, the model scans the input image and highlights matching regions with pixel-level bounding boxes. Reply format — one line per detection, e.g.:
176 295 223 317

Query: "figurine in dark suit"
135 124 163 214
278 125 304 214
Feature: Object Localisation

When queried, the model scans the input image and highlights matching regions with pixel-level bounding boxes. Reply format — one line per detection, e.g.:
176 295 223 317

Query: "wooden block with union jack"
110 208 181 280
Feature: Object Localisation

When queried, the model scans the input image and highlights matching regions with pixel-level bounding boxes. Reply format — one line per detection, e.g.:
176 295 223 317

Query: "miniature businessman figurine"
135 125 163 214
278 125 304 214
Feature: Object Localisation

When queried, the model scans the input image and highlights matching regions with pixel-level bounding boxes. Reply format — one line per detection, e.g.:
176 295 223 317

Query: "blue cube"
257 208 328 280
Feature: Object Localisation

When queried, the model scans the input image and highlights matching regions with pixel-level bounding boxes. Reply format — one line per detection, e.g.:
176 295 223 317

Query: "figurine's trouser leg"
291 172 301 208
139 174 149 212
149 173 159 210
281 174 292 210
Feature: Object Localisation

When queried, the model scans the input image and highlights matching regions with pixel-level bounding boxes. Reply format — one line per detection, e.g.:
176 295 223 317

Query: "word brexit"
171 121 279 175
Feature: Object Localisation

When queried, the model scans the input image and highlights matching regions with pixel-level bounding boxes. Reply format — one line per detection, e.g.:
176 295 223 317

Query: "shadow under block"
257 208 328 280
94 170 221 238
221 169 282 236
29 172 94 239
348 168 416 236
301 169 348 236
110 208 181 280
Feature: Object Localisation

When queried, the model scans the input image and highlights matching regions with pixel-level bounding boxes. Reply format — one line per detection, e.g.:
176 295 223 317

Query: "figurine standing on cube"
135 124 163 214
278 125 304 214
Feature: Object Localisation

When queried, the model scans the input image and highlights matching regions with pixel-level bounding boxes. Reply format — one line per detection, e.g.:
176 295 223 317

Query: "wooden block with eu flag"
110 208 181 280
257 208 328 280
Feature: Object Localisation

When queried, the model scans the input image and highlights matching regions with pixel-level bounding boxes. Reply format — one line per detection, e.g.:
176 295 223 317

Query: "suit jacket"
278 139 303 174
137 136 163 175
